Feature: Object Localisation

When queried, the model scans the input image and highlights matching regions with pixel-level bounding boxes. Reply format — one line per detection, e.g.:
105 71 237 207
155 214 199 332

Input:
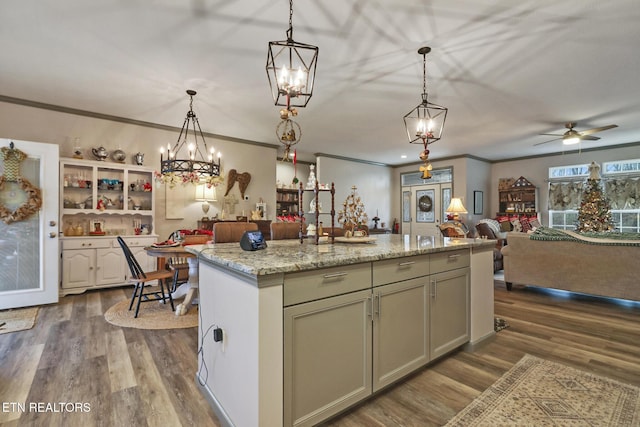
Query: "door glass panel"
0 157 41 292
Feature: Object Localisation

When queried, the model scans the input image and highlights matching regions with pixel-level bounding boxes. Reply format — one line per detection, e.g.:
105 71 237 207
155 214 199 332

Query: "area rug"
494 317 510 332
0 307 39 335
104 299 197 330
445 354 640 426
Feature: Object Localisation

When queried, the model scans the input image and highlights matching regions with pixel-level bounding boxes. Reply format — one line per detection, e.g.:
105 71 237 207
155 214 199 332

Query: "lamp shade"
446 198 467 215
195 184 217 202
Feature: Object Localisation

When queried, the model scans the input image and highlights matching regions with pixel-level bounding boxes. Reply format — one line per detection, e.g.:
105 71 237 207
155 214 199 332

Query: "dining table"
143 245 199 316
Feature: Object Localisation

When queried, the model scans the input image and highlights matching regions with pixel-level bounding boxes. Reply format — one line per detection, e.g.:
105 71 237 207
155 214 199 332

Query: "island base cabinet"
430 268 470 360
284 289 372 427
373 277 429 392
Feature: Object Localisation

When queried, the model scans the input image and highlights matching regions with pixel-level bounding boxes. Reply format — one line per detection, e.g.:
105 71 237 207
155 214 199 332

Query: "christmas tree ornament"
276 115 301 162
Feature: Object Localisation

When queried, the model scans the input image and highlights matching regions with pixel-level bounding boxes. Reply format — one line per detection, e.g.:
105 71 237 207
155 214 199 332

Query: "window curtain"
604 177 640 210
549 177 640 211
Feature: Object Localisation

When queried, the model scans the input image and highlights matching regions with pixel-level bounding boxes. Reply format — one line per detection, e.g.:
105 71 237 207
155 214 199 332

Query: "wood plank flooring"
1 281 638 426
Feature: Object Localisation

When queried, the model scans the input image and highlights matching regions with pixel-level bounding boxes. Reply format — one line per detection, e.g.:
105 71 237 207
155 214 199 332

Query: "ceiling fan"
535 122 618 146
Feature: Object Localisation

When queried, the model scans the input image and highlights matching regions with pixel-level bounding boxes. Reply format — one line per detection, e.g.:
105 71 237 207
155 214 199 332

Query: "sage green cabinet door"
284 289 372 427
430 268 470 359
373 277 430 392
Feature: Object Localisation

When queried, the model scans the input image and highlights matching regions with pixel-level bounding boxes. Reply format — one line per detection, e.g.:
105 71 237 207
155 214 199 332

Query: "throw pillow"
529 218 542 229
519 216 532 232
510 217 523 232
479 218 501 235
497 216 512 232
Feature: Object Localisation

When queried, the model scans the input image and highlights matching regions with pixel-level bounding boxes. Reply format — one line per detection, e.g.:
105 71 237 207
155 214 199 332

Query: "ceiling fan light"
563 136 581 145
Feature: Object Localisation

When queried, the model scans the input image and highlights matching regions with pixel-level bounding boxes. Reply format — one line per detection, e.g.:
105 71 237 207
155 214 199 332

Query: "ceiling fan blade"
534 137 561 146
581 135 600 141
539 133 564 137
578 124 618 137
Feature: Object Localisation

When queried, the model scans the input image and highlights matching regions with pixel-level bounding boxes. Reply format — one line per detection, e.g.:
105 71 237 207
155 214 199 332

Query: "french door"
401 183 452 236
0 139 59 309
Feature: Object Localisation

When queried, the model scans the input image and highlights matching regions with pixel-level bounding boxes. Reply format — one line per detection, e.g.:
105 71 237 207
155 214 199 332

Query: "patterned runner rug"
446 354 639 426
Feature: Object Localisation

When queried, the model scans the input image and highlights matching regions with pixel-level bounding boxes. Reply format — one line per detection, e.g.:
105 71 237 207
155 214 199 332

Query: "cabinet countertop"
185 234 495 277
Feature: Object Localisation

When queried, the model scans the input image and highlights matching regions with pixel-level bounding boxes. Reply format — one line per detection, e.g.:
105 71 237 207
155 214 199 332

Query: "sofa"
501 230 640 301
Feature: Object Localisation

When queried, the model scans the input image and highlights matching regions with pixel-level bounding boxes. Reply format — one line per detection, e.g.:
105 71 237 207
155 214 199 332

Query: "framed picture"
91 220 105 234
474 191 483 215
256 202 266 219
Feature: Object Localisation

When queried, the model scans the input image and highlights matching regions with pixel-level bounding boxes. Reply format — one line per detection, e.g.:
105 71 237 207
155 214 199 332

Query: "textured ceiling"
1 0 639 165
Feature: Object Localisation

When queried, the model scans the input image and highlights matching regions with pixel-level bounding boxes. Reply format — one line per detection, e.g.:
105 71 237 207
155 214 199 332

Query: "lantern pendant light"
403 47 448 147
266 0 319 110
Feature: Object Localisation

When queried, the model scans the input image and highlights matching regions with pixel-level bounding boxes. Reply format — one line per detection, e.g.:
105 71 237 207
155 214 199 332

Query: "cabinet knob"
49 232 57 238
49 220 57 226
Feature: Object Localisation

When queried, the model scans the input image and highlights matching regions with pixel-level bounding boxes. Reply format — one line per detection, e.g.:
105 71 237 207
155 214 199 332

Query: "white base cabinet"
60 236 156 295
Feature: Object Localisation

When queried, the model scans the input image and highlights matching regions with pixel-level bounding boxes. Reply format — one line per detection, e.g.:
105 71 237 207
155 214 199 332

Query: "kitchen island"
186 234 496 427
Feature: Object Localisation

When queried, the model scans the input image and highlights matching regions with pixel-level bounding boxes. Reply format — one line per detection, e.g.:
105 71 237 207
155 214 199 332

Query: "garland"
0 175 43 224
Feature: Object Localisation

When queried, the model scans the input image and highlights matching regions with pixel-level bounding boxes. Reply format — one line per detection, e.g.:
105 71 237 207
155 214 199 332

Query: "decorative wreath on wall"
0 144 43 224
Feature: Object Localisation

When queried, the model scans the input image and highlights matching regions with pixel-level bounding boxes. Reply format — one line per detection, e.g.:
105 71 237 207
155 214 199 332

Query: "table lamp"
446 198 467 221
195 184 217 220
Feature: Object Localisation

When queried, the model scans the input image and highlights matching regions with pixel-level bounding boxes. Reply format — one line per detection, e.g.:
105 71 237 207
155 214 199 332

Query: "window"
401 167 452 186
548 160 640 231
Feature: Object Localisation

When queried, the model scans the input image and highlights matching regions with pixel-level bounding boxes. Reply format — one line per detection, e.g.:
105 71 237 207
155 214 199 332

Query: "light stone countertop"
185 234 496 277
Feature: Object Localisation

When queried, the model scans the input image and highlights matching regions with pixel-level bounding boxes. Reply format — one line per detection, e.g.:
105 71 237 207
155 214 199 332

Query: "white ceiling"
2 0 639 165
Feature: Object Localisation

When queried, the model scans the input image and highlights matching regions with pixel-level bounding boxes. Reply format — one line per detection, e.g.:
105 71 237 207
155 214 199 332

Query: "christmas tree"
576 162 615 232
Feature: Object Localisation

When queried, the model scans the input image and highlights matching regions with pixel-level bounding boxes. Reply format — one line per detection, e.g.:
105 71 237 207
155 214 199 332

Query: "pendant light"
403 47 447 179
266 0 319 110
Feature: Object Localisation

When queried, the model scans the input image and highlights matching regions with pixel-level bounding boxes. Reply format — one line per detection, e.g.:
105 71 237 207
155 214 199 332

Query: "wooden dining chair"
116 236 175 318
212 221 258 243
270 222 301 240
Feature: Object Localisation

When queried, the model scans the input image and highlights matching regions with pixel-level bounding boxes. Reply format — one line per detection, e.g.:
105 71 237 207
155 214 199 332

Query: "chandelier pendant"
403 47 448 146
266 0 319 108
157 90 222 187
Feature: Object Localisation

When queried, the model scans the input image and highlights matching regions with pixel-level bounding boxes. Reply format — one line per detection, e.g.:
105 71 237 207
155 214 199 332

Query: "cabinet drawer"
62 238 111 250
284 263 371 306
119 237 156 248
372 254 430 286
430 249 469 274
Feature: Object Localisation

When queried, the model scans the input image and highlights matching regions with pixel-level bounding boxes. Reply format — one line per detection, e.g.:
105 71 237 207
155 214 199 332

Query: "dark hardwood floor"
1 281 638 426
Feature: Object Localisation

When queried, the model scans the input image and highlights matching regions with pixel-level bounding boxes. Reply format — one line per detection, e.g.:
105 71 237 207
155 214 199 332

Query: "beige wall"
316 156 393 230
0 100 278 240
2 100 639 238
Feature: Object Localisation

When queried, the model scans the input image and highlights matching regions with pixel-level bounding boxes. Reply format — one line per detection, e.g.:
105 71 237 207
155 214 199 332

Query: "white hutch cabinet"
59 158 157 295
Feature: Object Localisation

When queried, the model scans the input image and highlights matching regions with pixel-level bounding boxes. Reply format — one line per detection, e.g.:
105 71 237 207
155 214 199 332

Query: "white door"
402 183 452 236
0 139 59 309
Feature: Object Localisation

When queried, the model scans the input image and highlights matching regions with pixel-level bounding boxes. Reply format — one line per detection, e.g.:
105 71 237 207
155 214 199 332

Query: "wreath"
0 145 43 224
0 176 43 224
